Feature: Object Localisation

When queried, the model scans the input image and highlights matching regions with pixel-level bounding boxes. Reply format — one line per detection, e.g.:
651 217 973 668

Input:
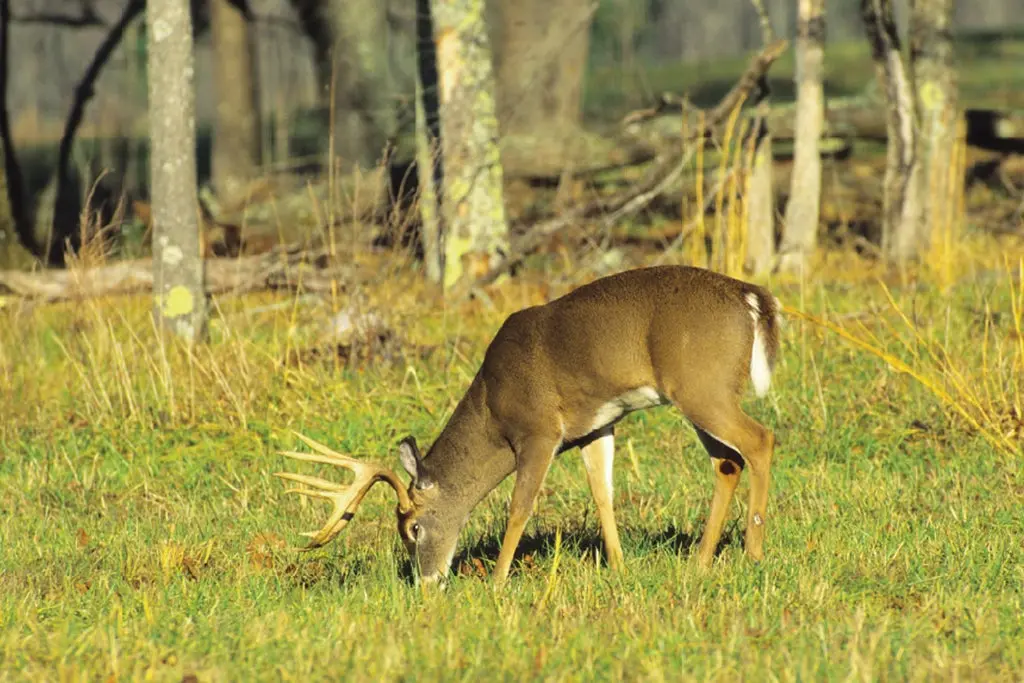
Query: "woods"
0 0 1013 301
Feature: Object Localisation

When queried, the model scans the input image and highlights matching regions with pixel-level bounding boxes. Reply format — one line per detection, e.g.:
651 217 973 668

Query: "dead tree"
911 0 957 251
147 0 207 342
862 0 923 264
210 0 261 201
430 0 509 290
779 0 825 273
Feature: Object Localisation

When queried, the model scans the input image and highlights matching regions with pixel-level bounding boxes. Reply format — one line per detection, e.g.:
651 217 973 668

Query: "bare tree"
323 0 396 171
862 0 923 264
744 0 778 277
911 0 957 251
431 0 508 290
414 0 442 284
0 0 32 259
147 0 207 342
779 0 825 274
494 0 594 142
210 0 261 201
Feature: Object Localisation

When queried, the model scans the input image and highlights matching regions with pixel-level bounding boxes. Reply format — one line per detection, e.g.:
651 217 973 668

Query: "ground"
1 239 1022 681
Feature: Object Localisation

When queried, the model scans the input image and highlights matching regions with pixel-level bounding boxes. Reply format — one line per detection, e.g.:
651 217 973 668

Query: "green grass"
1 253 1023 681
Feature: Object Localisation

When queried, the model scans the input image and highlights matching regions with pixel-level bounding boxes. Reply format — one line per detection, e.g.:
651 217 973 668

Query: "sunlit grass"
2 233 1024 680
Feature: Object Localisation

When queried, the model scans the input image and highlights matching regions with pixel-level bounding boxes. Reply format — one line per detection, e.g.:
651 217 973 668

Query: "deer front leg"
493 435 562 584
580 429 625 572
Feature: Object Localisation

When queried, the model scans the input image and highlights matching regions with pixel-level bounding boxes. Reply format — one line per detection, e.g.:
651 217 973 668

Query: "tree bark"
210 0 261 201
415 0 442 284
779 0 825 273
323 0 396 171
0 0 32 259
432 0 509 290
911 0 957 251
493 0 594 156
862 0 924 264
744 0 777 277
147 0 207 343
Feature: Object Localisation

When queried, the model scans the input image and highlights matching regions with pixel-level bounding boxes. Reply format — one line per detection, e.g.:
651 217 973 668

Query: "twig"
476 39 789 287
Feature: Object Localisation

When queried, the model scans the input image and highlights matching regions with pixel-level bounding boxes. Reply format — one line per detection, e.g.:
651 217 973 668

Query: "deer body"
277 266 781 583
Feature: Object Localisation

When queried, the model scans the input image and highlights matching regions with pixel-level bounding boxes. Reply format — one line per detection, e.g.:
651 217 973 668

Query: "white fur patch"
746 292 772 397
589 387 666 433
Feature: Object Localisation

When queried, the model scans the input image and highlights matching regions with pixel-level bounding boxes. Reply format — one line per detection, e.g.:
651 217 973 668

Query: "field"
1 238 1023 681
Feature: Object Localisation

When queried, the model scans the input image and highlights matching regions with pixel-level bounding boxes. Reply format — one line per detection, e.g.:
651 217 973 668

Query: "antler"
274 432 413 549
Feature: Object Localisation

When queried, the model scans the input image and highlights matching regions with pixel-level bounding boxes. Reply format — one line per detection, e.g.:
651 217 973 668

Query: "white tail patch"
746 293 772 397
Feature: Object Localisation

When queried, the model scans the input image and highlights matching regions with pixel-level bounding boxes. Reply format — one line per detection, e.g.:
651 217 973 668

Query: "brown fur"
394 265 782 582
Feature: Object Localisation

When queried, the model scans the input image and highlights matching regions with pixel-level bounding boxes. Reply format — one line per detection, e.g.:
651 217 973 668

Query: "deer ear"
398 436 433 489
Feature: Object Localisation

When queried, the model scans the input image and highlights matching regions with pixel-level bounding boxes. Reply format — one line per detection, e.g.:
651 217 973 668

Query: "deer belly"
586 386 667 434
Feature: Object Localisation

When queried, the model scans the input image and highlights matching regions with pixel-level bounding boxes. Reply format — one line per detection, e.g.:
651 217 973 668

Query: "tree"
324 0 397 171
414 0 442 284
430 0 508 290
779 0 825 274
147 0 207 342
862 0 923 264
210 0 261 201
493 0 594 149
911 0 957 251
744 0 778 277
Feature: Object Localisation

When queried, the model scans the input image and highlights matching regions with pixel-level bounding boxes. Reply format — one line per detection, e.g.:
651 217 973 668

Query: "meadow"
1 237 1022 681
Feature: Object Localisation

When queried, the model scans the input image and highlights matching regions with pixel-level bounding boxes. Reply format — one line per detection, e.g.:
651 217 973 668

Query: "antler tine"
274 432 413 549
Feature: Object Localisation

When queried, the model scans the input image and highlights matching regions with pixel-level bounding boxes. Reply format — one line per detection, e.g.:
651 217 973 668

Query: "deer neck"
423 374 516 517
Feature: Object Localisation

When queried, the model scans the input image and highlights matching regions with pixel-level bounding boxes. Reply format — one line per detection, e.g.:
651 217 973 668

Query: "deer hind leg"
580 428 625 572
493 434 562 584
692 425 743 568
689 405 774 566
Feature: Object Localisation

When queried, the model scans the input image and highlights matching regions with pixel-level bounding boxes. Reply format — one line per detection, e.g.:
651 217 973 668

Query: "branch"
477 39 790 287
0 0 36 257
49 0 144 265
0 245 353 302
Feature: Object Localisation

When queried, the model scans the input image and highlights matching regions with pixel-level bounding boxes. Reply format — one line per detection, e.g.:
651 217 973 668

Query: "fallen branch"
0 245 353 302
476 39 789 287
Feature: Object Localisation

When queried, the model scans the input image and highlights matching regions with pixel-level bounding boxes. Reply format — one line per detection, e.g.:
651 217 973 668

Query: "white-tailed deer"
276 266 781 584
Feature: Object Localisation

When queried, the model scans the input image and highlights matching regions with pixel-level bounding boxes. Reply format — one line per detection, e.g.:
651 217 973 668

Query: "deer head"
275 432 470 583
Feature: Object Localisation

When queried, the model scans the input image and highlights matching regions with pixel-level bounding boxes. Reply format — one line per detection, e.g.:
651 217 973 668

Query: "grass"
1 240 1023 681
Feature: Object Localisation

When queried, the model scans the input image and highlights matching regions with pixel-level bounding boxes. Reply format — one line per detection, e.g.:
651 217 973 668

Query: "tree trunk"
910 0 956 251
147 0 207 343
210 0 261 201
779 0 825 274
323 0 396 171
744 0 777 277
862 0 923 264
415 0 442 284
431 0 509 290
745 124 776 276
494 0 593 144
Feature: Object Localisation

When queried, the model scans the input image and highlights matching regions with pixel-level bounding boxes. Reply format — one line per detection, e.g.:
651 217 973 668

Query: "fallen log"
473 39 791 288
627 94 1024 153
0 244 354 302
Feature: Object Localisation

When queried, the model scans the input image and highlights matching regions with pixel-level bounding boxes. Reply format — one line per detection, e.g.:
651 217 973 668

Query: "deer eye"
410 522 422 540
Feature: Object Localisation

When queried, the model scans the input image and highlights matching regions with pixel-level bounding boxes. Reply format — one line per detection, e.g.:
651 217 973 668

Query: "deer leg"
493 435 562 584
580 428 625 572
689 408 774 565
741 422 774 561
692 426 743 568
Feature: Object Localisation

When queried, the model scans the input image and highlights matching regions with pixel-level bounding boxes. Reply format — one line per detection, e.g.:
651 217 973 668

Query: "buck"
276 265 782 584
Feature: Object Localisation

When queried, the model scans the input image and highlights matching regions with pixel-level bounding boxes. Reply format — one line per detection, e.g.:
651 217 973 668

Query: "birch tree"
431 0 508 289
147 0 207 342
210 0 261 201
911 0 957 250
862 0 923 264
779 0 825 274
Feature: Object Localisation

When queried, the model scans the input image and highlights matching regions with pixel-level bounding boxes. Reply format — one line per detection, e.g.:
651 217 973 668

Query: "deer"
275 265 782 585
